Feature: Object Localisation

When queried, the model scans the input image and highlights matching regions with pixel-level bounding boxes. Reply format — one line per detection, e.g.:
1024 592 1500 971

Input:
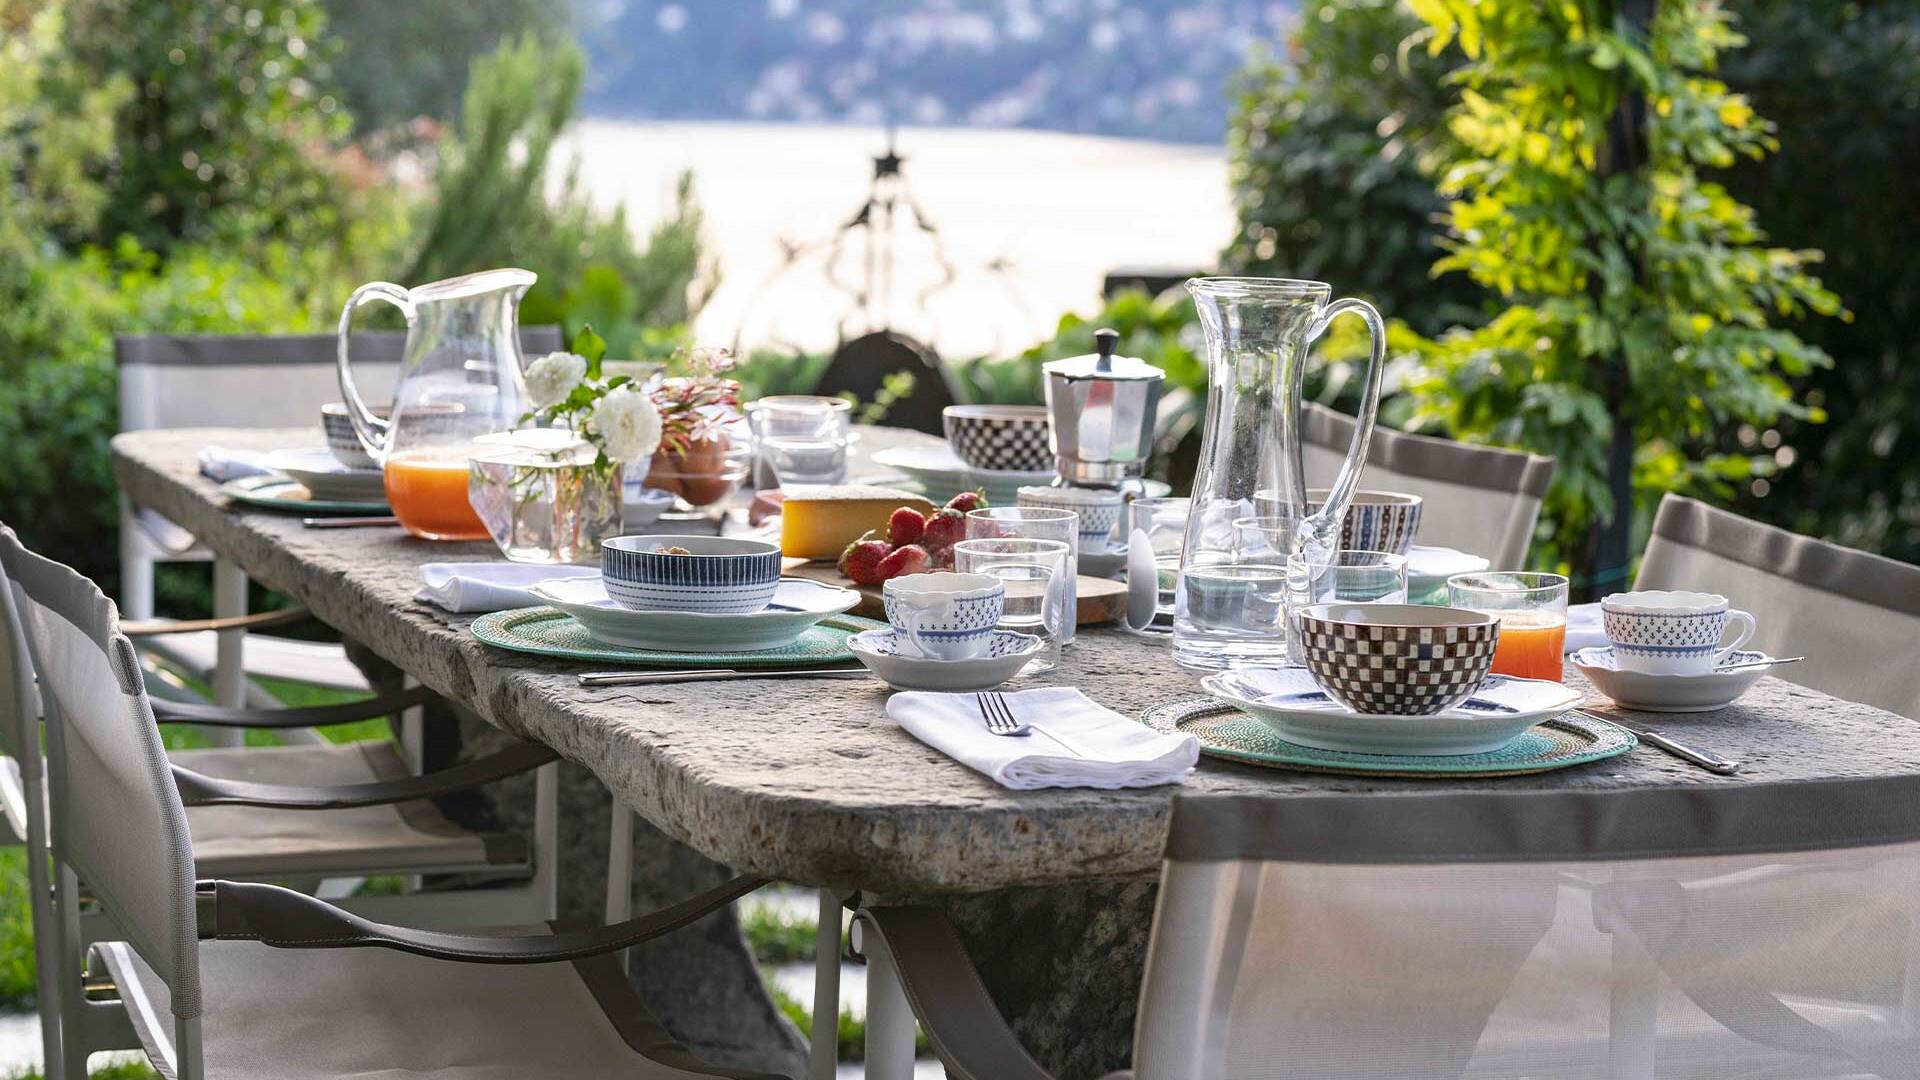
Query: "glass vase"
468 442 623 564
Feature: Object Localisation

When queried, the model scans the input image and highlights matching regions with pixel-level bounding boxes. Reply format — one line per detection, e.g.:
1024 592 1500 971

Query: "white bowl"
1570 647 1772 713
531 576 858 652
1202 665 1582 756
849 628 1042 692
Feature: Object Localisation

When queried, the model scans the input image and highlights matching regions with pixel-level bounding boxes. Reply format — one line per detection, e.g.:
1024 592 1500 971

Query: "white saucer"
848 628 1043 692
870 445 1055 504
1201 666 1583 756
530 576 859 652
265 447 386 502
1406 545 1492 604
1570 647 1773 713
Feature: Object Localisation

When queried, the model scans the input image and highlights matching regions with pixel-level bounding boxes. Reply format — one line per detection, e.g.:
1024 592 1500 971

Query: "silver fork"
976 691 1031 737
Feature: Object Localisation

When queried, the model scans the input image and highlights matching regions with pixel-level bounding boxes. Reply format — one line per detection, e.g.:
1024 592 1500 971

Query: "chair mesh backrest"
0 526 201 1019
1135 785 1920 1080
1636 495 1920 718
0 574 36 764
1300 403 1554 569
113 327 564 432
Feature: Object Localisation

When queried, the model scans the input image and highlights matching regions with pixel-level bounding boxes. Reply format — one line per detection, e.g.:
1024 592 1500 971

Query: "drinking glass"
1447 572 1570 682
1269 533 1408 658
954 538 1072 675
966 507 1079 645
760 434 850 486
1127 496 1190 618
749 396 851 487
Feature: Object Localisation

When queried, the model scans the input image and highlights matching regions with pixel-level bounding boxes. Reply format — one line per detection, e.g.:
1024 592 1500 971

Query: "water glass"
749 396 851 487
1447 572 1570 682
1275 540 1408 659
953 538 1072 674
1127 496 1190 618
966 507 1079 645
760 434 849 486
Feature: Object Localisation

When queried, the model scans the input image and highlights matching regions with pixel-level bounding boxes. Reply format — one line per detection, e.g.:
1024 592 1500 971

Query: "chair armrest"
150 684 440 729
853 906 1058 1080
171 741 558 810
197 873 766 963
121 607 310 636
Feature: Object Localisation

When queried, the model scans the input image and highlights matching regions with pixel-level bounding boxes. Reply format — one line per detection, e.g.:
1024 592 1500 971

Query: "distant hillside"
574 1 1294 144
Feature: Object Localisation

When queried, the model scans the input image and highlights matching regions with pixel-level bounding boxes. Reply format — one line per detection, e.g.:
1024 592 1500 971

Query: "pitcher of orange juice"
335 269 537 540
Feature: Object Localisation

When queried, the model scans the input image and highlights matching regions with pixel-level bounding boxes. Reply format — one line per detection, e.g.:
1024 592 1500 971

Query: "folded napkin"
417 563 599 613
198 446 275 482
887 686 1198 790
1564 602 1606 654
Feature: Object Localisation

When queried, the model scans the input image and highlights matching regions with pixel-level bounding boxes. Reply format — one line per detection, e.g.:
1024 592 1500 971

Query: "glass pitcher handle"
336 282 414 466
1299 296 1387 545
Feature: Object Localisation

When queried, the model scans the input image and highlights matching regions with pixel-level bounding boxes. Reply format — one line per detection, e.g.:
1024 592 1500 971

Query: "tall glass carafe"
1173 277 1386 670
336 268 537 540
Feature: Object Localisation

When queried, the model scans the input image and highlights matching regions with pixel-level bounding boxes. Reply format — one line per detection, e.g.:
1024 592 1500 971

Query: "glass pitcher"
336 268 537 540
1172 277 1386 670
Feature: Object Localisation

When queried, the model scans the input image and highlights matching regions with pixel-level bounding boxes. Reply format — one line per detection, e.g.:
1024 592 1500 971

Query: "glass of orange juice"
1446 572 1570 682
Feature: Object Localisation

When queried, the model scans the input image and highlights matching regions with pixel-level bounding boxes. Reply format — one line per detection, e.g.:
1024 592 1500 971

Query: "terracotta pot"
645 434 737 506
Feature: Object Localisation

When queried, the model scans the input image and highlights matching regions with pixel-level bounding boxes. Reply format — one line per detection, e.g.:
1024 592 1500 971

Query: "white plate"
265 447 387 502
848 628 1042 692
1201 666 1584 756
530 576 859 652
1570 647 1772 713
1407 545 1492 604
870 445 1055 503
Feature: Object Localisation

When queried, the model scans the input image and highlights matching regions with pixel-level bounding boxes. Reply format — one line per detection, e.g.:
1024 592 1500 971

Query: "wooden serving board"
781 558 1127 626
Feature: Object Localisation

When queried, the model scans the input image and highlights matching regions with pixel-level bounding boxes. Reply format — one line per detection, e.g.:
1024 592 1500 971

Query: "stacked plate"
264 448 387 504
530 576 861 653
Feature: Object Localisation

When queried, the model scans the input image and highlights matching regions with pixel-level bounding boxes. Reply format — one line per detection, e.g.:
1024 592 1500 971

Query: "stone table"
113 426 1920 1079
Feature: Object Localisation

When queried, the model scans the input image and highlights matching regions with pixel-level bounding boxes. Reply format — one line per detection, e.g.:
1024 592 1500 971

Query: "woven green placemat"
470 606 884 668
220 475 389 514
1140 697 1635 778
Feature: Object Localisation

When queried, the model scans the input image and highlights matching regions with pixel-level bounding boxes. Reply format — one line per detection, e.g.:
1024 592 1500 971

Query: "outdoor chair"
114 328 562 711
854 785 1920 1079
1301 402 1555 569
1 526 564 1078
1635 494 1920 718
816 329 955 435
3 523 778 1080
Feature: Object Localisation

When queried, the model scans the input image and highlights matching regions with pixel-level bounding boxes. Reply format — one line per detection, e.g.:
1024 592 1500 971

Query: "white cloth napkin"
198 446 275 482
887 686 1198 790
416 563 599 613
1564 602 1606 654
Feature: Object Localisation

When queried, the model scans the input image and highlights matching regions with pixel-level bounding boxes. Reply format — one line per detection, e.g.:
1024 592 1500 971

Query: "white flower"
525 352 588 411
587 384 664 463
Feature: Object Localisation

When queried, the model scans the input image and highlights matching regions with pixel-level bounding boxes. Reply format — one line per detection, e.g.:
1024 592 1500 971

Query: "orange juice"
1489 611 1567 681
385 451 487 540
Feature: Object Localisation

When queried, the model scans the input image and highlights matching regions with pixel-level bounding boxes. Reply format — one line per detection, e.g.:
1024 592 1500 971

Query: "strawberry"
886 506 927 546
841 538 893 585
875 544 930 580
920 507 967 552
836 529 881 576
945 489 986 514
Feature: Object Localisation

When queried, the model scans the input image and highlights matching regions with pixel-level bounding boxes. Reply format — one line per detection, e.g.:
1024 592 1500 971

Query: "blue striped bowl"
601 535 782 614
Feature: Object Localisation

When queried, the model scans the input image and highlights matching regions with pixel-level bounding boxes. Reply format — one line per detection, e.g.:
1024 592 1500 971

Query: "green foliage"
404 34 710 361
741 904 819 966
1397 0 1842 580
0 1 128 263
318 0 566 133
1224 0 1479 336
1717 0 1920 564
5 1063 157 1080
61 0 359 255
0 848 36 1008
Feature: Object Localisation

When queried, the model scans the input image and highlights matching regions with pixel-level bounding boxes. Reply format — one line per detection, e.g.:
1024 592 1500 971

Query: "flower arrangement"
520 328 665 470
644 345 744 505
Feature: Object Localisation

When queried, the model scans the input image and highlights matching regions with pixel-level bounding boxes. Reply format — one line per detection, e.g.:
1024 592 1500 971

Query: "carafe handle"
1298 296 1387 547
336 282 414 466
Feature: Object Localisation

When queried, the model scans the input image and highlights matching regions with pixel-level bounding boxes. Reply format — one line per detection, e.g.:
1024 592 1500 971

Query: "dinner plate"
1200 666 1584 756
219 474 389 515
1570 647 1773 713
530 576 860 652
848 628 1043 692
264 447 388 503
470 605 880 667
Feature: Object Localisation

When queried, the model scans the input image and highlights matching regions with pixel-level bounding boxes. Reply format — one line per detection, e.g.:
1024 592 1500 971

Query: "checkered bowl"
943 405 1054 473
1296 603 1500 716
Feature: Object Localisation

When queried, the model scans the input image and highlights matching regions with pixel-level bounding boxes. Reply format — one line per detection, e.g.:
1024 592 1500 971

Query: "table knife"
1581 711 1743 775
578 667 872 687
303 516 400 528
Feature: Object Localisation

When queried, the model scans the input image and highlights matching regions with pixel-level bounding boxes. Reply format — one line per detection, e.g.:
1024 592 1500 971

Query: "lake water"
558 120 1232 359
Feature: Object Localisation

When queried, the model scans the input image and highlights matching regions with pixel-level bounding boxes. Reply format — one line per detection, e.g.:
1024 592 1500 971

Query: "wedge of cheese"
780 484 936 559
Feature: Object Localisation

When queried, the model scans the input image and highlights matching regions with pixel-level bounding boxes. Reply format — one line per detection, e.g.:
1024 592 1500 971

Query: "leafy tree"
319 0 566 133
1224 0 1477 336
1397 0 1843 587
61 0 356 254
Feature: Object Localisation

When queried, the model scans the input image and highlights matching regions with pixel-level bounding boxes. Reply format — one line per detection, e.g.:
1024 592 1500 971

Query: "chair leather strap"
120 607 311 636
151 684 440 728
171 741 558 810
198 873 768 964
855 906 1057 1080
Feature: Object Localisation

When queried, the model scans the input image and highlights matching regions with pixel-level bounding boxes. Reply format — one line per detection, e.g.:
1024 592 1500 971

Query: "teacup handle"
1712 610 1757 666
899 600 952 659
